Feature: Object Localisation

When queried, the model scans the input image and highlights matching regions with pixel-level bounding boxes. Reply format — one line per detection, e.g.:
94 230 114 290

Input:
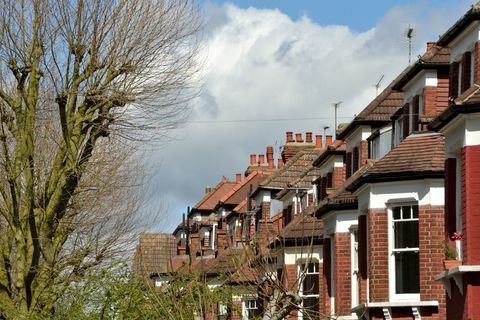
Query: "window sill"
434 265 480 297
352 300 438 310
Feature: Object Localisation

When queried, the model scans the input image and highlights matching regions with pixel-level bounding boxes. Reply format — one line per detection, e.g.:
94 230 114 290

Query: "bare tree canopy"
0 0 201 318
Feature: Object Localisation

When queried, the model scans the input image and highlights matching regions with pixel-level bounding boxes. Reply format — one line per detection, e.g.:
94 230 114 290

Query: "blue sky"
201 0 467 32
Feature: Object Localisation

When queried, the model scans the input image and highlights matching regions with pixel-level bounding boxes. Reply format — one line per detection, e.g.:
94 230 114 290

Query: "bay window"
243 298 260 319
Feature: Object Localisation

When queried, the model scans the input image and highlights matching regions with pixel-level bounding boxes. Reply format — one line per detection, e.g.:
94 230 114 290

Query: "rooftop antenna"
374 75 384 96
405 25 415 64
323 126 330 144
333 102 342 140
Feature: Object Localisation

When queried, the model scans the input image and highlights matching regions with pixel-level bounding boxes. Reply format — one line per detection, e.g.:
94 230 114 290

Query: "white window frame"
388 202 420 302
298 262 320 320
394 117 403 147
350 226 359 309
242 297 259 320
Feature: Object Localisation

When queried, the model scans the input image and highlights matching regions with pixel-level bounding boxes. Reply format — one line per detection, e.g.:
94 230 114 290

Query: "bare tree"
0 0 201 318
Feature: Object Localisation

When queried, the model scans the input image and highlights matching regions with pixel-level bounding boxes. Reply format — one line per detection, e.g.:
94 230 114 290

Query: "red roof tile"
192 178 237 212
348 133 444 191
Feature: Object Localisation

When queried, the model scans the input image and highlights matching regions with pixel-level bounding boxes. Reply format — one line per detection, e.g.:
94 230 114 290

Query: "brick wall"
461 145 480 265
284 264 299 319
334 232 352 316
419 205 446 319
436 69 450 115
460 145 480 320
332 165 346 190
360 140 369 166
367 208 389 302
423 86 437 118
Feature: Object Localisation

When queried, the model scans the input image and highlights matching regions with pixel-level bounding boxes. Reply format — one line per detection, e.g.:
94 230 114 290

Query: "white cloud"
142 1 473 232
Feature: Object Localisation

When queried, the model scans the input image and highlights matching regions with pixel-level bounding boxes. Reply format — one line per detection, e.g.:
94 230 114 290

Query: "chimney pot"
236 173 242 183
277 158 284 169
268 158 274 169
295 133 303 143
326 135 333 147
250 154 257 165
258 154 265 165
286 131 294 143
266 146 274 156
305 132 313 143
315 135 323 149
427 42 436 50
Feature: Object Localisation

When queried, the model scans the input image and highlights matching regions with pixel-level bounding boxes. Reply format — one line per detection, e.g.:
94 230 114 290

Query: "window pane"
412 205 419 219
394 220 419 249
402 206 411 219
395 251 419 294
303 297 319 318
302 274 319 295
393 207 401 220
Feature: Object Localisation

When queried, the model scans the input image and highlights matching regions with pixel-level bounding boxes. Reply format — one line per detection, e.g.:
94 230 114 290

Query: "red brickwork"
436 69 450 115
332 165 346 190
419 205 446 319
333 232 351 316
367 208 389 302
461 145 480 265
284 264 297 291
423 86 437 118
360 140 369 166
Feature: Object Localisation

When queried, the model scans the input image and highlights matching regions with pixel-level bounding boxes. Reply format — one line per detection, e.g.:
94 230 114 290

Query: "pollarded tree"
0 0 201 318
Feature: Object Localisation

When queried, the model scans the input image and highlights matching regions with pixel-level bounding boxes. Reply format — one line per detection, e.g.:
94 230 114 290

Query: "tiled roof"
277 205 323 240
455 83 480 105
348 133 444 191
131 233 176 278
260 149 323 189
192 178 237 212
437 2 480 46
312 141 346 167
219 171 269 206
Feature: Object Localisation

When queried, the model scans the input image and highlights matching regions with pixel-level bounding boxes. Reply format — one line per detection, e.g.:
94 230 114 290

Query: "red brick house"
428 3 480 319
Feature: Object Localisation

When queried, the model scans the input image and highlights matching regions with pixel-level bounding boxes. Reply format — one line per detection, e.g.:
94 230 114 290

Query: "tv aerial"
404 25 415 64
374 75 384 96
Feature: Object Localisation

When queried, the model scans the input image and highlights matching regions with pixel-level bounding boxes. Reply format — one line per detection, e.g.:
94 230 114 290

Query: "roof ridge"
219 170 264 204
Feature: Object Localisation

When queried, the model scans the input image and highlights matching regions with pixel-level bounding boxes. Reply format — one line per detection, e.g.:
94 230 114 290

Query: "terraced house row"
132 4 480 320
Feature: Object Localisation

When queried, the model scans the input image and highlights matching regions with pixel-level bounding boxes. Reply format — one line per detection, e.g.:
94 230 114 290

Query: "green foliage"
444 242 457 260
46 261 233 320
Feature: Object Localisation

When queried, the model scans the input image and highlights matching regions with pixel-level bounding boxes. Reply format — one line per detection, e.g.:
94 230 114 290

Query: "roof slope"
220 171 269 206
277 205 323 241
260 149 323 189
437 2 480 46
192 178 237 212
348 133 444 191
132 233 175 278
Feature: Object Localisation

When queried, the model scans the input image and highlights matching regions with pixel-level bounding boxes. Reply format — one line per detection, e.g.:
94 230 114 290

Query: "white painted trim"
449 21 480 62
322 210 358 237
345 126 372 153
403 70 438 102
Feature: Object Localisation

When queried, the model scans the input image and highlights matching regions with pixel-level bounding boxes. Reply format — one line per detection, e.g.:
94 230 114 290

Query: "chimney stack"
277 158 284 169
295 133 303 143
236 173 242 183
286 131 294 143
258 154 265 165
250 154 257 165
266 146 274 169
325 135 333 147
315 135 323 149
427 42 436 50
305 132 313 143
